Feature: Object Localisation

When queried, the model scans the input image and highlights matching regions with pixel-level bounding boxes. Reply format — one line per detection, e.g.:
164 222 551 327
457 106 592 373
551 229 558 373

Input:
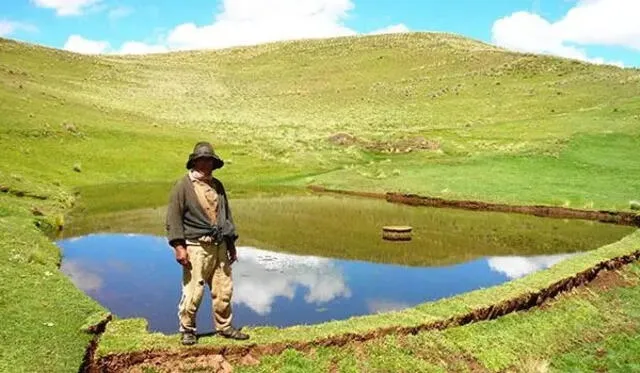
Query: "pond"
58 195 635 334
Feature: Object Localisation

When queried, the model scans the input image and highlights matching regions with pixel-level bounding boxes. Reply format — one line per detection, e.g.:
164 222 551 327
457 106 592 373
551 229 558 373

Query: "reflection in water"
61 260 103 292
57 234 580 334
231 247 352 315
366 299 412 314
487 254 576 279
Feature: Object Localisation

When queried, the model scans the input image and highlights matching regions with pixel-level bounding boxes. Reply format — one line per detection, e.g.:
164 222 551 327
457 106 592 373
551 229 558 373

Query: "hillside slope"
2 32 639 191
1 31 640 373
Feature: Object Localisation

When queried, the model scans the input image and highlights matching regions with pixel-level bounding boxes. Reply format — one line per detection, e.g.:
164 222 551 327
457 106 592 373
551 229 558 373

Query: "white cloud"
487 253 577 279
231 246 351 315
31 0 102 16
64 0 410 55
492 0 638 67
63 34 110 54
165 0 357 51
368 23 410 35
0 20 38 37
557 0 640 50
0 22 12 37
118 41 167 55
63 35 169 55
108 5 134 20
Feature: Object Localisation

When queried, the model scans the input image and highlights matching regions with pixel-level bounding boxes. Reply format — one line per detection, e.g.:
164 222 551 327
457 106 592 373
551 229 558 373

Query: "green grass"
1 31 640 372
0 195 107 373
312 132 640 211
2 33 640 211
551 331 640 372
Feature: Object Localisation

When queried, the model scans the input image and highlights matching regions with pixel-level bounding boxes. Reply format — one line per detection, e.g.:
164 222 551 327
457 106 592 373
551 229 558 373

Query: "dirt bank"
79 314 113 373
307 185 387 200
308 186 640 227
89 250 640 372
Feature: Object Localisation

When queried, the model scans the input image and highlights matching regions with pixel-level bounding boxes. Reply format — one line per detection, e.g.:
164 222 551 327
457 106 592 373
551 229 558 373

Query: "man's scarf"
189 169 210 182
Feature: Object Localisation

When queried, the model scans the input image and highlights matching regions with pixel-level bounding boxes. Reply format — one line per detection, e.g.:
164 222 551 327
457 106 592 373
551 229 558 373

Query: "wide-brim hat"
186 141 224 170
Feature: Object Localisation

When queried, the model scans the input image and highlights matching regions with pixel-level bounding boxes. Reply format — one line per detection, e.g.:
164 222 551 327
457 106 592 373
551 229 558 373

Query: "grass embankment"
1 32 640 372
0 193 107 372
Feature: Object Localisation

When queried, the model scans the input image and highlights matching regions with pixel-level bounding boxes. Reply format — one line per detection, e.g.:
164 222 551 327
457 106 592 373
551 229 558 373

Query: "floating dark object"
382 226 412 241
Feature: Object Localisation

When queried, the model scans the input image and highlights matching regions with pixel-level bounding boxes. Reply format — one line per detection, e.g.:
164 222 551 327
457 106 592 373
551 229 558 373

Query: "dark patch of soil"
79 314 113 373
586 269 635 291
89 250 640 372
131 354 233 373
327 132 358 146
326 133 440 154
365 136 441 154
0 185 49 200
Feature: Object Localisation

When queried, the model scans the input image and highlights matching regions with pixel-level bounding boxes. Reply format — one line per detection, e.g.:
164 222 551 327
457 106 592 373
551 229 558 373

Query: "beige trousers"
178 240 233 333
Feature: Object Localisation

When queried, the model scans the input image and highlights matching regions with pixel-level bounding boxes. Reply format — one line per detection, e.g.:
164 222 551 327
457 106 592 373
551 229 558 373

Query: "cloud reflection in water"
56 233 582 333
232 247 352 315
487 253 578 279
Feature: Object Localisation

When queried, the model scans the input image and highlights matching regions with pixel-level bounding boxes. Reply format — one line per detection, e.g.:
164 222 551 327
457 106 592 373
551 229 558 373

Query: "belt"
187 236 225 247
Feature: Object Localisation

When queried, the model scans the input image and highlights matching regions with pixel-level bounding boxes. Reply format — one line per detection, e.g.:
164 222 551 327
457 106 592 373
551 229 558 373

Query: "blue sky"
1 0 638 67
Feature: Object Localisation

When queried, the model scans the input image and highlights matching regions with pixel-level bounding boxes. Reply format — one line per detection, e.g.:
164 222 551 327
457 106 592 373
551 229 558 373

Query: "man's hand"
228 243 237 265
174 245 191 269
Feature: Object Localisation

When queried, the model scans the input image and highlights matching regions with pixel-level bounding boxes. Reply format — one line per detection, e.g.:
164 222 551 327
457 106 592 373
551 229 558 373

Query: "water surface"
67 195 635 267
59 195 635 333
59 233 579 334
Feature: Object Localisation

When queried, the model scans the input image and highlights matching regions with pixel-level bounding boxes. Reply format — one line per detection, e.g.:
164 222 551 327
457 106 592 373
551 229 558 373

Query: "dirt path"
86 250 640 372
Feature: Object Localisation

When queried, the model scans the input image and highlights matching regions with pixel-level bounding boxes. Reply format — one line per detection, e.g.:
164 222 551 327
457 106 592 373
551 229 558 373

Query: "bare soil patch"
130 354 233 373
586 268 636 292
365 136 441 154
327 133 440 154
327 132 358 146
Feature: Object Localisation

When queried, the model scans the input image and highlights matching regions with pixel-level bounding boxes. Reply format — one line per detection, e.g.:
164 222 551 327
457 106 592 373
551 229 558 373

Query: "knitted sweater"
165 174 238 248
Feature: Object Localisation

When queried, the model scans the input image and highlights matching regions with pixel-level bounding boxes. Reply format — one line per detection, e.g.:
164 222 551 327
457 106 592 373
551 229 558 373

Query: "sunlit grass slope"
1 31 640 372
2 33 640 210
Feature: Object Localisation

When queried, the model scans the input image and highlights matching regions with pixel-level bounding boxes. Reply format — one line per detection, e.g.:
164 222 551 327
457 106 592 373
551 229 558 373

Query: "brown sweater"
165 174 238 248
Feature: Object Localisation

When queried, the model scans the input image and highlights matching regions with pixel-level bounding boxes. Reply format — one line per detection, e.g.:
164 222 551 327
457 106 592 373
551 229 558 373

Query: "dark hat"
186 141 224 170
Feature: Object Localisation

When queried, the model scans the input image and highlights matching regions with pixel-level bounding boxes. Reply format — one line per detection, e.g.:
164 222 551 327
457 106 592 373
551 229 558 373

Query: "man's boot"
181 331 197 345
218 326 249 340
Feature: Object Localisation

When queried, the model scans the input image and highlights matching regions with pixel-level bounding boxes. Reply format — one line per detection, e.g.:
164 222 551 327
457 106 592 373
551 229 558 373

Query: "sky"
0 0 638 67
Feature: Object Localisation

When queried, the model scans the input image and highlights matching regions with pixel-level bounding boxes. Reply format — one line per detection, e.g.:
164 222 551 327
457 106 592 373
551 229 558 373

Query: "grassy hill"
1 32 639 372
2 32 639 209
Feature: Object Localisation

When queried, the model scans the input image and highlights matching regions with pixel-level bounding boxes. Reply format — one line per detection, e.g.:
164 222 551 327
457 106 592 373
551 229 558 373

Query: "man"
166 141 249 345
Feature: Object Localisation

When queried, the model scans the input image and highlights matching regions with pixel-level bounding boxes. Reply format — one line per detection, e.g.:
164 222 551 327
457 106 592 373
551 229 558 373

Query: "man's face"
194 158 214 174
